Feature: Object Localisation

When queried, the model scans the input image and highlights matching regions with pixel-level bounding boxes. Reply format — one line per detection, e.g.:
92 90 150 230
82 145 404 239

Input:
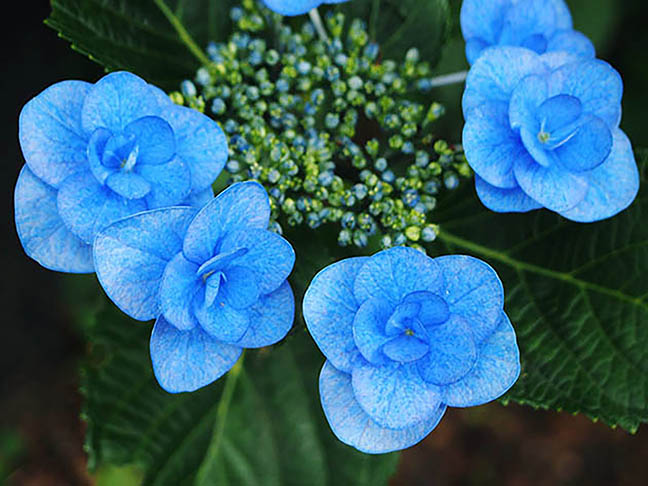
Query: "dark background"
2 1 648 484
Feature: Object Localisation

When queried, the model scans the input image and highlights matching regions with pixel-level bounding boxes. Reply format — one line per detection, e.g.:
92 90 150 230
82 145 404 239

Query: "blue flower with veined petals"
14 71 226 273
262 0 348 16
461 0 595 65
303 247 520 454
93 182 296 393
463 47 639 222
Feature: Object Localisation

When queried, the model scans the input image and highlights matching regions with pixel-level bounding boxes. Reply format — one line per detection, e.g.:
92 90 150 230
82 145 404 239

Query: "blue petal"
499 0 562 45
105 171 152 200
547 29 595 59
219 228 295 295
463 47 547 118
463 102 528 189
159 252 201 331
351 362 442 429
548 59 623 128
319 361 446 454
538 95 582 134
513 155 588 212
475 176 542 213
460 0 510 45
402 291 449 326
123 116 175 166
138 156 192 208
354 247 445 306
262 0 321 16
553 114 612 172
93 207 197 320
57 171 147 244
150 316 242 393
160 104 227 191
303 257 368 373
549 0 573 29
236 281 295 348
14 166 93 273
560 129 639 223
352 298 393 366
147 84 174 107
19 80 91 188
82 72 163 133
88 128 117 184
194 295 251 343
441 313 520 407
436 255 505 344
382 336 429 364
417 314 477 385
509 74 548 132
183 181 271 264
220 265 260 309
182 187 214 208
464 38 490 65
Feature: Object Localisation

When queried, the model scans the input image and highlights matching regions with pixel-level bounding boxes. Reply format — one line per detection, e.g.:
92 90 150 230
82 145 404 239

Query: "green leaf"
426 151 648 432
80 302 399 486
46 0 236 90
336 0 451 64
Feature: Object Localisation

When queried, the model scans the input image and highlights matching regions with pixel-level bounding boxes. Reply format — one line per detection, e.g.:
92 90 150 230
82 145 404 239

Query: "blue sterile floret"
303 247 520 453
460 0 595 65
93 182 296 393
14 71 227 273
262 0 348 16
462 48 639 222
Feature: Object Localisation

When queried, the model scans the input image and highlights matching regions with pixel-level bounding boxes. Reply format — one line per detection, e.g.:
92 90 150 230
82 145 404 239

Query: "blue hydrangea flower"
14 71 227 273
93 182 295 392
303 247 520 453
262 0 348 16
463 48 639 222
461 0 595 65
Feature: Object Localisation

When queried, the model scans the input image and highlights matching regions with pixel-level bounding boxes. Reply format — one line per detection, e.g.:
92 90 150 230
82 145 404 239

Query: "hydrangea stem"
309 8 330 42
429 70 468 88
154 0 210 65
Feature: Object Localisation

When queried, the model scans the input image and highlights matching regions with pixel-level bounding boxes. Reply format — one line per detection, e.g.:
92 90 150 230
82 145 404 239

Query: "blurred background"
2 1 647 484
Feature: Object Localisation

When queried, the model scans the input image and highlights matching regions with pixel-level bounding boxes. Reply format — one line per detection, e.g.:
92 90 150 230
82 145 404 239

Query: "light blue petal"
382 336 429 364
319 361 446 454
538 95 582 134
464 102 527 188
14 166 93 273
463 47 547 118
465 38 490 65
436 255 504 344
87 128 117 184
460 0 509 45
539 51 582 70
182 187 214 208
19 80 91 188
351 362 442 429
194 296 251 343
220 265 260 310
159 252 201 331
303 257 368 373
417 314 477 385
441 313 520 407
352 298 393 366
500 0 561 45
123 116 175 166
105 171 151 200
160 104 227 191
93 207 197 320
82 72 163 133
220 228 295 295
183 181 271 264
553 114 612 172
57 171 147 244
549 0 573 29
236 281 295 348
150 316 242 393
475 176 542 213
262 0 321 16
547 29 595 59
508 74 548 131
560 129 639 223
402 291 449 326
513 155 588 212
354 247 445 305
138 156 192 208
548 59 623 128
520 127 554 168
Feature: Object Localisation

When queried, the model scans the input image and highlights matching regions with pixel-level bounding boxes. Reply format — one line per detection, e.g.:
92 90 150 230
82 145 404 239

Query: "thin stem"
429 70 469 88
154 0 211 66
309 8 330 43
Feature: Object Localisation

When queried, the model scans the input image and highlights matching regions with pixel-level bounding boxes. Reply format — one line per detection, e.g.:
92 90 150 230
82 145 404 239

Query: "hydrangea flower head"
94 182 296 392
14 71 226 273
303 247 520 453
262 0 348 16
463 48 639 222
461 0 595 65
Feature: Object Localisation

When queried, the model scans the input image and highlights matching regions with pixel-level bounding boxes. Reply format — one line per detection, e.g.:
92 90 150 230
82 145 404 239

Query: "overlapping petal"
237 282 295 348
474 176 542 213
159 252 201 331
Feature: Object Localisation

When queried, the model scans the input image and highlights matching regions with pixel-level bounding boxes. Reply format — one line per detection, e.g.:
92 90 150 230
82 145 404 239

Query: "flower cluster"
262 0 348 16
303 247 520 453
174 3 470 250
461 4 638 221
461 0 594 65
94 182 296 392
15 71 226 273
